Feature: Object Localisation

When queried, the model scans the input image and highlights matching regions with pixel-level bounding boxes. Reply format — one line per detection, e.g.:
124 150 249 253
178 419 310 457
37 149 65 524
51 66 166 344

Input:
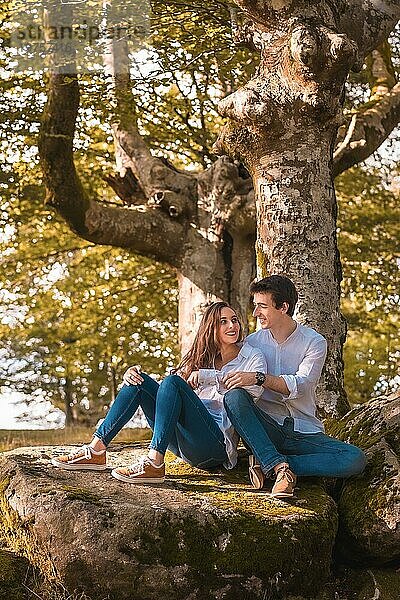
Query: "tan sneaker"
249 454 265 489
271 464 297 498
111 456 165 484
51 445 107 471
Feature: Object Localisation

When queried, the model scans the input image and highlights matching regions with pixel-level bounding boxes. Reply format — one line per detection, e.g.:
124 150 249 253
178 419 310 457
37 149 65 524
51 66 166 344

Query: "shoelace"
126 456 151 476
68 445 92 461
275 466 295 484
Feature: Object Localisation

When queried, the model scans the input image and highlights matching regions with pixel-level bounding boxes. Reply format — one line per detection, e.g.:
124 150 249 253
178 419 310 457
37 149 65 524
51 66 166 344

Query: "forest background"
0 1 399 431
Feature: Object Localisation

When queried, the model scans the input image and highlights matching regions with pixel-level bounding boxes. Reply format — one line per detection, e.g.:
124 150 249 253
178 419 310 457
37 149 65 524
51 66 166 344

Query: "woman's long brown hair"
176 302 243 379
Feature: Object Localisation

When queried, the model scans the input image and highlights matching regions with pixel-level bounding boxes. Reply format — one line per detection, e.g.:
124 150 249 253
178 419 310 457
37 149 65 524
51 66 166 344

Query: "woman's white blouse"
196 343 266 469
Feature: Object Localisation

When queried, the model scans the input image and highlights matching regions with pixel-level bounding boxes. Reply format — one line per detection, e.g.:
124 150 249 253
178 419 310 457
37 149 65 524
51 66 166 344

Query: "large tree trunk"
253 131 347 415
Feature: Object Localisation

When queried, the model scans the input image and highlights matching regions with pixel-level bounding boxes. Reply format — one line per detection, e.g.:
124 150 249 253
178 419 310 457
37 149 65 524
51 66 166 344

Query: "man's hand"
186 371 199 389
222 371 257 390
123 366 144 386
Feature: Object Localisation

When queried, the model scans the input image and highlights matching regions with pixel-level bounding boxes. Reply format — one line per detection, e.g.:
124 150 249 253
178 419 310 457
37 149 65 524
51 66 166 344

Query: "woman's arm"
223 349 267 398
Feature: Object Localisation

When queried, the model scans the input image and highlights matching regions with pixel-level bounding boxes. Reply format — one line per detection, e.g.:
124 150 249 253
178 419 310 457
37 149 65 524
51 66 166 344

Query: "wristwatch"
255 372 266 386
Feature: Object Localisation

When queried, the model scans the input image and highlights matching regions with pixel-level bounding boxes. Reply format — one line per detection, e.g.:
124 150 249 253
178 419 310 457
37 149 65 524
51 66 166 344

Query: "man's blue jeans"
95 373 228 470
224 389 366 477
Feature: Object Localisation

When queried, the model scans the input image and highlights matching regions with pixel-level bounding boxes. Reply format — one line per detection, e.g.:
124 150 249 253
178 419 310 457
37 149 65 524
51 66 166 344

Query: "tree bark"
63 376 75 427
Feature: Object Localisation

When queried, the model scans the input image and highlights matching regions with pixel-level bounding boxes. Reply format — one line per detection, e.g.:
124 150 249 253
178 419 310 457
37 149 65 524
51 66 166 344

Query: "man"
223 275 366 498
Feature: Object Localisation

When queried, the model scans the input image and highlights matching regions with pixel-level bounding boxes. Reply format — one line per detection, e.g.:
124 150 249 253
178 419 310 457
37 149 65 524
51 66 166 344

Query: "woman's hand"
222 371 256 389
187 371 199 389
123 366 144 386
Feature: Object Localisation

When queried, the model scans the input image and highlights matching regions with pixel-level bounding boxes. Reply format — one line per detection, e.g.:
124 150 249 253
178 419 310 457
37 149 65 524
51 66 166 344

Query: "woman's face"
217 307 240 347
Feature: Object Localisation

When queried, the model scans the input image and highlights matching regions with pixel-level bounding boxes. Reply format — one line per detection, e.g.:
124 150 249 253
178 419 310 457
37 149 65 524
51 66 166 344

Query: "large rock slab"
0 444 338 600
327 391 400 565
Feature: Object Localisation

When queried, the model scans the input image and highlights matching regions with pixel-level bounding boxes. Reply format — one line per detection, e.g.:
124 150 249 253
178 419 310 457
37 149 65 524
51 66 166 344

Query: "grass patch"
0 427 151 453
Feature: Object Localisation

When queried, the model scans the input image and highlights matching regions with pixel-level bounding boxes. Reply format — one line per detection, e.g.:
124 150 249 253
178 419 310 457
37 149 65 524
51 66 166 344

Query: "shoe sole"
270 492 295 498
249 455 264 490
51 459 107 471
111 469 165 484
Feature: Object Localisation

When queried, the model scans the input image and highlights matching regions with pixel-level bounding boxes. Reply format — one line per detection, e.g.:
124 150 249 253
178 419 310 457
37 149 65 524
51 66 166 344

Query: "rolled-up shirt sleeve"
281 337 327 401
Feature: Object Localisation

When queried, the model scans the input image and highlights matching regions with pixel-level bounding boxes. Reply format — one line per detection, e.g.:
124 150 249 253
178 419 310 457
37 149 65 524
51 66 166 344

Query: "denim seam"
149 382 180 454
285 438 347 452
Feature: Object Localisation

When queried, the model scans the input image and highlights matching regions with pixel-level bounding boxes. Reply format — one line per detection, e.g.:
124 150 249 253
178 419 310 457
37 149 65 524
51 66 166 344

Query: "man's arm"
223 336 327 399
222 371 290 395
279 337 327 400
263 374 290 396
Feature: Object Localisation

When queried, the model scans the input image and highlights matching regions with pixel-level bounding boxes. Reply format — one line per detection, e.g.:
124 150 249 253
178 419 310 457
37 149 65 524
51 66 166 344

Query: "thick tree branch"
104 38 197 217
38 70 89 237
38 5 189 264
365 39 397 100
84 202 185 265
339 1 400 60
333 81 400 176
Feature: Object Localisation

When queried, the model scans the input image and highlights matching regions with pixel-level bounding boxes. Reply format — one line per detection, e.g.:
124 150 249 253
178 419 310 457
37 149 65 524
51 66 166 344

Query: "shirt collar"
265 322 300 346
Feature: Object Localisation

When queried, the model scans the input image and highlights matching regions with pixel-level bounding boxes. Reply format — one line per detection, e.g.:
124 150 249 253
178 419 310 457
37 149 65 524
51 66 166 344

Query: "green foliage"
0 157 178 425
138 1 255 168
0 1 254 425
0 225 179 424
337 166 399 404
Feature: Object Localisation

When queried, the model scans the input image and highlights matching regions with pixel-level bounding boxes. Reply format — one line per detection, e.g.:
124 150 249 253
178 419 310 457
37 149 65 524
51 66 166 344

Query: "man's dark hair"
249 275 298 317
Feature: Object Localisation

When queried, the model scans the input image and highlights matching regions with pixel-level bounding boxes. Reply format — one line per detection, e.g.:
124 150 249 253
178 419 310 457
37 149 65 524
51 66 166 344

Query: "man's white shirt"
246 323 327 433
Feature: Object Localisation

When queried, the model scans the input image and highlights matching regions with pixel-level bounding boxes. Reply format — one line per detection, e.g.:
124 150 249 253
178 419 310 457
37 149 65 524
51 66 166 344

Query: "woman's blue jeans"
224 389 367 477
95 373 228 470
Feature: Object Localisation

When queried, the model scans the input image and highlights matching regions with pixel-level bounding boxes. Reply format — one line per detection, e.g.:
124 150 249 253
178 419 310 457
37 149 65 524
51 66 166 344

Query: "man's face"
252 292 288 329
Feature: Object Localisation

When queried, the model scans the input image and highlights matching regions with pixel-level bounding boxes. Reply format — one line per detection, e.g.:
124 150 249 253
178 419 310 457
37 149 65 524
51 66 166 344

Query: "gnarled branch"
333 82 400 176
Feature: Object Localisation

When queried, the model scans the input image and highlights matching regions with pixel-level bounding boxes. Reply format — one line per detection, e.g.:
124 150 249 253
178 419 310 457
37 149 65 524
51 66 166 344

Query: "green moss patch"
62 486 102 505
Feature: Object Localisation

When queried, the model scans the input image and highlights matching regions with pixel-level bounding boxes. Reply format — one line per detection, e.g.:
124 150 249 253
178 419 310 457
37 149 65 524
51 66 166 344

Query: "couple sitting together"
52 275 366 498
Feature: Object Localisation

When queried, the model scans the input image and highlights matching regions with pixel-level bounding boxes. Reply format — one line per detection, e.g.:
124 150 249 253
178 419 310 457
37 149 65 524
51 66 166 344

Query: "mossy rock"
326 391 400 565
1 445 339 600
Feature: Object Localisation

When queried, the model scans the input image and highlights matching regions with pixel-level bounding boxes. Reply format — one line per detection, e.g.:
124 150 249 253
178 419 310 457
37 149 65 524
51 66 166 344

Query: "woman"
52 302 266 483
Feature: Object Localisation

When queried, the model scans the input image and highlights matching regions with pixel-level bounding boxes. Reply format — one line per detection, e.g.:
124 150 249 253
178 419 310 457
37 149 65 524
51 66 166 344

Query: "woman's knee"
123 371 150 387
123 372 158 400
158 373 183 392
